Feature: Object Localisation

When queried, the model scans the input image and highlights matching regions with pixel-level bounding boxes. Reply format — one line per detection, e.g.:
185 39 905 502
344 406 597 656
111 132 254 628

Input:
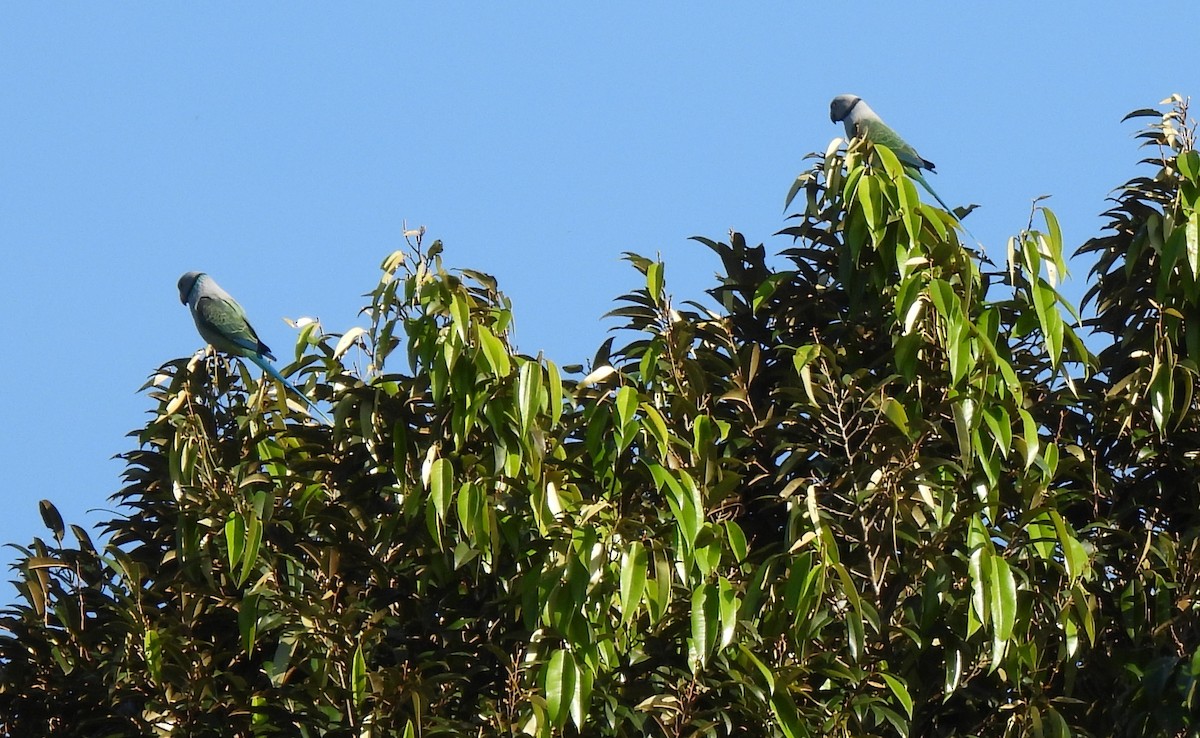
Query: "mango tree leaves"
4 99 1200 738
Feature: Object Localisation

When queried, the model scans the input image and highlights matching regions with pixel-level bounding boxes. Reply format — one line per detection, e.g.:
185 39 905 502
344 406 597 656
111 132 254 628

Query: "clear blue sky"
0 5 1189 601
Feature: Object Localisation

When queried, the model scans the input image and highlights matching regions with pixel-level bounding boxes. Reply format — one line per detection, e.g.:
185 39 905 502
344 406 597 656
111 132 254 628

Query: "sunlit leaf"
718 576 739 649
988 555 1018 641
544 648 576 728
476 324 511 377
881 396 911 438
351 641 367 711
238 509 262 586
646 260 664 302
332 326 366 360
881 672 914 719
690 582 718 670
225 513 245 572
619 542 648 624
517 360 544 433
429 457 453 521
615 385 638 432
1177 150 1200 181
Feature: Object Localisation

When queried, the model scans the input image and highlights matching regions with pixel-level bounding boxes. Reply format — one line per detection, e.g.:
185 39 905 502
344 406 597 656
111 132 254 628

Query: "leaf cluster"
2 98 1199 737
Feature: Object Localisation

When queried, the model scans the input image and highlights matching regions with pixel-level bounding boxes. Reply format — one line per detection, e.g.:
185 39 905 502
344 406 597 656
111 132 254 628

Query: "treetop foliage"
2 95 1199 737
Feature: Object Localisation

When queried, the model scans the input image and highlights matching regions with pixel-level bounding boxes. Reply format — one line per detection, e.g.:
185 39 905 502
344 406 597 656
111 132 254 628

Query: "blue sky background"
0 5 1190 601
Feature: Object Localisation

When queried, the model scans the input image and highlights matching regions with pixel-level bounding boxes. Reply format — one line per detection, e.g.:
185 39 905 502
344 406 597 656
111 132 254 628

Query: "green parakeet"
830 94 975 236
178 271 325 420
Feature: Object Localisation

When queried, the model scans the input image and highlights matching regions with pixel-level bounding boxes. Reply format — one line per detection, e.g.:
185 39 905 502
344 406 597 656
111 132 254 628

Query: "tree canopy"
2 96 1199 737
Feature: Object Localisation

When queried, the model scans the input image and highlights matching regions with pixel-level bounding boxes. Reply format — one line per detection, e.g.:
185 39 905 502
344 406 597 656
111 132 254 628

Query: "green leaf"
1149 360 1173 431
646 548 672 624
351 641 367 711
951 397 976 465
1025 512 1057 562
449 290 470 343
571 660 593 730
856 173 881 238
846 606 865 662
546 359 564 428
679 473 705 549
1042 207 1064 272
646 260 664 302
874 143 905 180
968 521 989 630
1062 606 1080 657
653 465 703 550
944 647 963 694
1018 408 1040 470
880 396 911 438
881 673 914 719
225 512 245 573
718 576 739 649
752 273 790 313
988 554 1018 641
724 520 748 564
476 324 511 377
1186 206 1200 280
619 542 648 624
1121 107 1162 121
639 404 670 455
517 360 544 433
981 405 1012 458
1177 150 1200 182
1031 280 1064 365
238 510 262 587
456 481 483 542
770 691 805 738
792 343 821 372
873 704 910 738
238 592 260 654
429 457 453 522
544 648 576 728
928 278 960 321
1051 511 1089 582
615 386 638 431
690 582 719 670
1072 583 1096 647
143 629 163 683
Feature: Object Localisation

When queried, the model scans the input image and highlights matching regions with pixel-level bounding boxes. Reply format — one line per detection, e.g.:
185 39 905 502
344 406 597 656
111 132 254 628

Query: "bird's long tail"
910 169 980 245
248 354 330 423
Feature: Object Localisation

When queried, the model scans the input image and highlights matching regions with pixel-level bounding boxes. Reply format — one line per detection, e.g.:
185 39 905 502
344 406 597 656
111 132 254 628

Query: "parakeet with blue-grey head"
830 94 976 238
177 271 325 420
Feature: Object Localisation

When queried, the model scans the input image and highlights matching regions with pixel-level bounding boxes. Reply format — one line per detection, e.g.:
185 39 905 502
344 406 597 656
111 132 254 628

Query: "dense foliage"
2 96 1198 737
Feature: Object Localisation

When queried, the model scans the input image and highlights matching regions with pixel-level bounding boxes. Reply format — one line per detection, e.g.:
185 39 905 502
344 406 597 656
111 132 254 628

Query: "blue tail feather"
909 168 979 245
247 353 329 423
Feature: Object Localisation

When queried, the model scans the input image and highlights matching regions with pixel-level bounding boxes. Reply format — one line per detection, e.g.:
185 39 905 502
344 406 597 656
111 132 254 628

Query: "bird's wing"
194 294 269 357
858 117 934 171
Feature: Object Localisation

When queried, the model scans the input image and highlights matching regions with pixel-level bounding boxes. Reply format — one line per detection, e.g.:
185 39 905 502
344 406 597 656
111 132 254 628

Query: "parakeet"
829 94 975 236
177 271 324 420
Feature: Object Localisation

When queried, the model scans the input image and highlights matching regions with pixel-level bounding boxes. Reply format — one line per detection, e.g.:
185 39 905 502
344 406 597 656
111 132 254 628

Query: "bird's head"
177 271 206 304
829 94 863 123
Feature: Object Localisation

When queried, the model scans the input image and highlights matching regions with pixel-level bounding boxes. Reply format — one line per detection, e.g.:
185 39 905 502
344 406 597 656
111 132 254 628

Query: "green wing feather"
858 117 931 171
194 295 270 359
859 119 978 242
